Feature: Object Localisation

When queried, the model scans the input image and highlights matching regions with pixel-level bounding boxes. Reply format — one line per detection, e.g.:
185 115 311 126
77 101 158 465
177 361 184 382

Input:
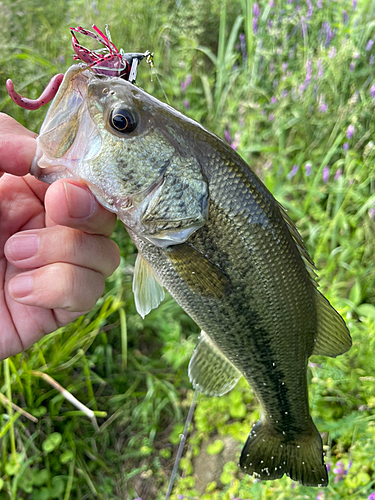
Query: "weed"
1 0 375 499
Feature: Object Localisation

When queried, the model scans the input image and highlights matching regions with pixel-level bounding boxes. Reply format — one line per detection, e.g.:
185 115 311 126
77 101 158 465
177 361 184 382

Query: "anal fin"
188 331 241 396
312 291 351 357
133 253 165 318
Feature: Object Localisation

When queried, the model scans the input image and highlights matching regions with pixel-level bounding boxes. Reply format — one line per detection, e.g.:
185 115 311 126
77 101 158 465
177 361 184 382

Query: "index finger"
0 113 37 177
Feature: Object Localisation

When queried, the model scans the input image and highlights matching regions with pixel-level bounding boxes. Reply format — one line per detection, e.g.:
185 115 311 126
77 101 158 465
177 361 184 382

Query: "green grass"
1 0 375 498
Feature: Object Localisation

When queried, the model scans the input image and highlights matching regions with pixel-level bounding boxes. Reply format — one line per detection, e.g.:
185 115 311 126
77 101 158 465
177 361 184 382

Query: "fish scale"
30 65 351 487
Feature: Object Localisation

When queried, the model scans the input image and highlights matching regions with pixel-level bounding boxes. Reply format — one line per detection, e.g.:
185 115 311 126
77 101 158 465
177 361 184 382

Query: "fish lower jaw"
31 151 74 183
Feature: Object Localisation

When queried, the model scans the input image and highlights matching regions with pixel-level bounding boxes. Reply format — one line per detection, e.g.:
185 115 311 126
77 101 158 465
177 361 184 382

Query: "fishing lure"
6 24 153 110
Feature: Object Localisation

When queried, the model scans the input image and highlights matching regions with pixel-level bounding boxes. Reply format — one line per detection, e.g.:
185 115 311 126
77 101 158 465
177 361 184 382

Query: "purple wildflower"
322 22 334 47
347 124 355 139
268 113 275 122
269 0 275 6
319 102 328 113
239 33 247 62
317 0 322 8
317 58 323 78
343 142 349 151
288 0 293 3
181 75 191 93
353 0 357 9
342 10 349 25
371 85 375 98
350 62 355 72
287 164 299 179
367 40 374 51
282 62 288 72
305 163 312 176
328 46 337 58
323 166 329 183
333 460 351 483
271 96 277 104
253 17 258 34
183 99 190 110
281 90 288 97
305 59 312 86
231 131 241 151
306 0 313 20
316 492 325 500
369 207 375 220
334 168 342 180
224 126 232 144
253 2 261 17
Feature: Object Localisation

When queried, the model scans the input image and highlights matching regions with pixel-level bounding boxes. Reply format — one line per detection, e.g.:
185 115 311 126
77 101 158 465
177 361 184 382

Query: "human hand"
0 113 120 359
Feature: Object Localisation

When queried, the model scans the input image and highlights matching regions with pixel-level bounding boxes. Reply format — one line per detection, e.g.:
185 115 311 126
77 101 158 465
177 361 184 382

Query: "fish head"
32 64 209 245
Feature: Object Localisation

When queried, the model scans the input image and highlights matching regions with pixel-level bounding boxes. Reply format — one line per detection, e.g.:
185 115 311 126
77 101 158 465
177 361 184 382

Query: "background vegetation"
1 0 375 498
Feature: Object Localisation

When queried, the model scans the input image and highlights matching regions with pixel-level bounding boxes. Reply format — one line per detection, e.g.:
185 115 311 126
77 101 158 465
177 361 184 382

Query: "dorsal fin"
277 203 351 357
188 331 241 396
312 291 352 357
277 202 318 283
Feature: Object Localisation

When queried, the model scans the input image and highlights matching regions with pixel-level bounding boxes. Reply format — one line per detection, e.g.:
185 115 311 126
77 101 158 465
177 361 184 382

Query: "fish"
30 63 351 487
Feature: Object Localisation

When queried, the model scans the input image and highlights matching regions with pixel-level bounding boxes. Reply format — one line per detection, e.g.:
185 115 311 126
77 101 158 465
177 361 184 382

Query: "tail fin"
239 420 328 487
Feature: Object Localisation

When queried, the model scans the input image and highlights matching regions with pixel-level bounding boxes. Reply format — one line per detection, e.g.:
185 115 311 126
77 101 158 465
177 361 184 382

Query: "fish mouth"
31 64 102 184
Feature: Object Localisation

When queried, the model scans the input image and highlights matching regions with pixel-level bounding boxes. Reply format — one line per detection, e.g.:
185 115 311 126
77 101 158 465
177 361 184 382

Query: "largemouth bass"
31 64 351 487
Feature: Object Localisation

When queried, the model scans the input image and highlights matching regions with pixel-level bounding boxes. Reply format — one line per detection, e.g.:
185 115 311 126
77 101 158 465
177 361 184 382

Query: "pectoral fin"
189 331 242 396
311 291 352 357
133 253 165 318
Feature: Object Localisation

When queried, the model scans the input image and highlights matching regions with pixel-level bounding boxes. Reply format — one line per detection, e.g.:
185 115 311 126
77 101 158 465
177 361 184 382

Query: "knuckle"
70 268 104 312
70 229 87 259
80 272 105 310
103 239 121 277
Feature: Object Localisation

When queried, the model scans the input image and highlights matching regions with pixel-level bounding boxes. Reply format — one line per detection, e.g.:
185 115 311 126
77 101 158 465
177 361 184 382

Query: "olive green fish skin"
124 124 328 486
32 69 351 486
131 136 316 436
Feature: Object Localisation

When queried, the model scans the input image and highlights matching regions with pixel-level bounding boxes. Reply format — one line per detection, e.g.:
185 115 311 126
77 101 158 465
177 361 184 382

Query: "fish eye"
109 107 137 133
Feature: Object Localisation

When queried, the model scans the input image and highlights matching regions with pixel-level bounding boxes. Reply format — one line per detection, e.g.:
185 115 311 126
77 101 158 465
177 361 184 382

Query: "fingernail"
6 234 39 261
64 182 95 218
9 274 33 298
